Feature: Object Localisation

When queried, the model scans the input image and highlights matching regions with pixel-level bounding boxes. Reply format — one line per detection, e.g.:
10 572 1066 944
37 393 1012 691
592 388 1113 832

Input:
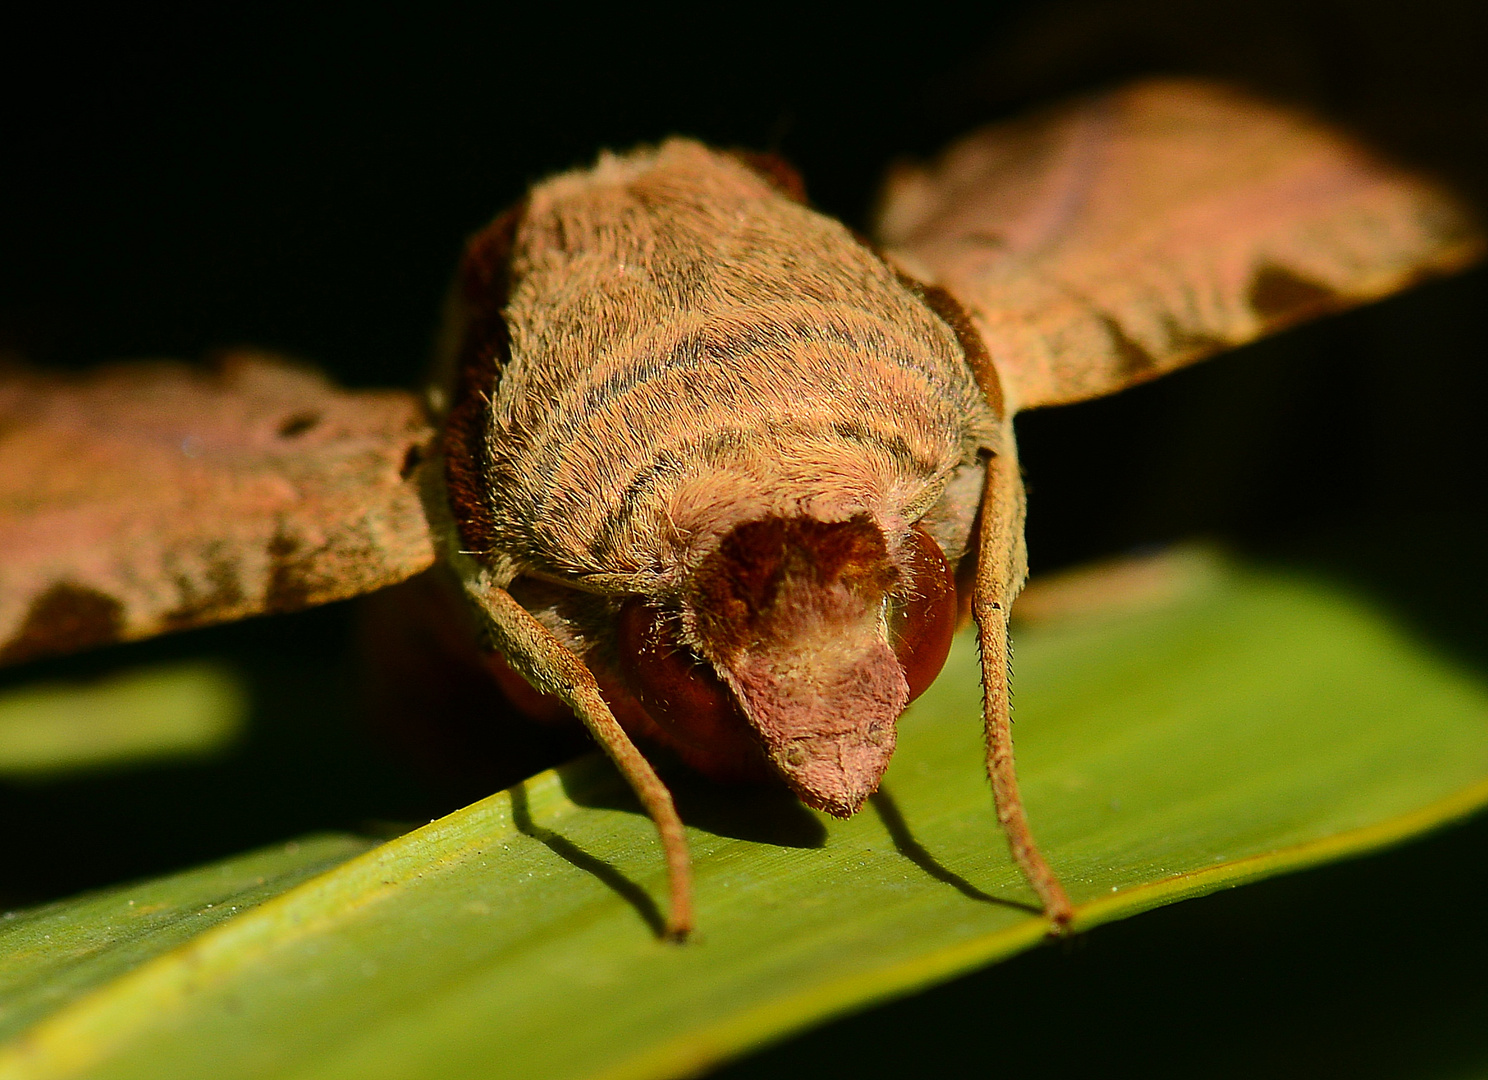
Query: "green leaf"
3 553 1487 1080
0 663 246 778
0 835 373 1047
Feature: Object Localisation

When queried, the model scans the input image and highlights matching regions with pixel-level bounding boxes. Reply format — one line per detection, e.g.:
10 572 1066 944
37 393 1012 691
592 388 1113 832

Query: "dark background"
2 2 1486 1075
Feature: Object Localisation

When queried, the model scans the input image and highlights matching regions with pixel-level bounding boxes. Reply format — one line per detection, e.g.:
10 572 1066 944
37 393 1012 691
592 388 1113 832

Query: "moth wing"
0 352 437 666
875 78 1484 412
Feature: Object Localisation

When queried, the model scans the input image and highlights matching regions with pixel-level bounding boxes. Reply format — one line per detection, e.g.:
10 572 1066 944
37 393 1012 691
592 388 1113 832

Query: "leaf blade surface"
3 556 1486 1080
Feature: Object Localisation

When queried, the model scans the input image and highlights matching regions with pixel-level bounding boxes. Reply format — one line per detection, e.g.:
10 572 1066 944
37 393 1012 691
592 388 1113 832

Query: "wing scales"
0 353 436 665
876 79 1483 411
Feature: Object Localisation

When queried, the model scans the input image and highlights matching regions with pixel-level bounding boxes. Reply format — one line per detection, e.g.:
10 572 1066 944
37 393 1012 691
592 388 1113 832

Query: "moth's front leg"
464 579 694 941
974 432 1073 929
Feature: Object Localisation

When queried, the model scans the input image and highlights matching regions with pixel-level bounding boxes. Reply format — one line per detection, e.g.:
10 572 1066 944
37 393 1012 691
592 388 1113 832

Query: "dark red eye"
890 526 958 702
617 598 746 751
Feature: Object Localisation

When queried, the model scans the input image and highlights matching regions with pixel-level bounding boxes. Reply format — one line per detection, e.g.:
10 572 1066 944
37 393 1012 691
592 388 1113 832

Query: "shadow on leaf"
870 787 1040 914
561 758 827 849
509 779 667 937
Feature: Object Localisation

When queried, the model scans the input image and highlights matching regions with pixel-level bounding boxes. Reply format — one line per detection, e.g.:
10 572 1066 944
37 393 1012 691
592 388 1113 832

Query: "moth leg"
974 439 1074 929
466 580 694 941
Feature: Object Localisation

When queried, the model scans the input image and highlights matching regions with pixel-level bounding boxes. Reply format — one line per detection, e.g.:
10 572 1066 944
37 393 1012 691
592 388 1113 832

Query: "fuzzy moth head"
617 513 956 817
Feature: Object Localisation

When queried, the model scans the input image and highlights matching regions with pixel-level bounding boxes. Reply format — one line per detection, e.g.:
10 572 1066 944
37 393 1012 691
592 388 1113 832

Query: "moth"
1 79 1479 940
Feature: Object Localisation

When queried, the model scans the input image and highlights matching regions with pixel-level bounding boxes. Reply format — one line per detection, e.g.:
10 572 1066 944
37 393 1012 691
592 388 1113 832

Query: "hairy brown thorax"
441 139 998 809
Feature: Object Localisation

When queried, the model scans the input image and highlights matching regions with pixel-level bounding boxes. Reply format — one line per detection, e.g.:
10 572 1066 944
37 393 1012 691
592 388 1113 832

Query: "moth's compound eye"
889 526 958 702
617 598 745 750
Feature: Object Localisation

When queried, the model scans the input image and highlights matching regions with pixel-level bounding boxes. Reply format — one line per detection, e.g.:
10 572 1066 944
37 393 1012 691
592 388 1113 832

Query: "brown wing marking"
875 78 1485 412
0 352 437 666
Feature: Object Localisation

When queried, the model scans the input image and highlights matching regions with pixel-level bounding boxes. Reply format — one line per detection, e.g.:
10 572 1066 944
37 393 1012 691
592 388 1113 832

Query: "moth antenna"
466 580 695 941
974 434 1073 930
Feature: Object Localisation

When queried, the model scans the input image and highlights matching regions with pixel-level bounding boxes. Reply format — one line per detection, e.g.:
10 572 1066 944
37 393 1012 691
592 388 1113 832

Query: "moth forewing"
0 354 436 667
875 78 1485 413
